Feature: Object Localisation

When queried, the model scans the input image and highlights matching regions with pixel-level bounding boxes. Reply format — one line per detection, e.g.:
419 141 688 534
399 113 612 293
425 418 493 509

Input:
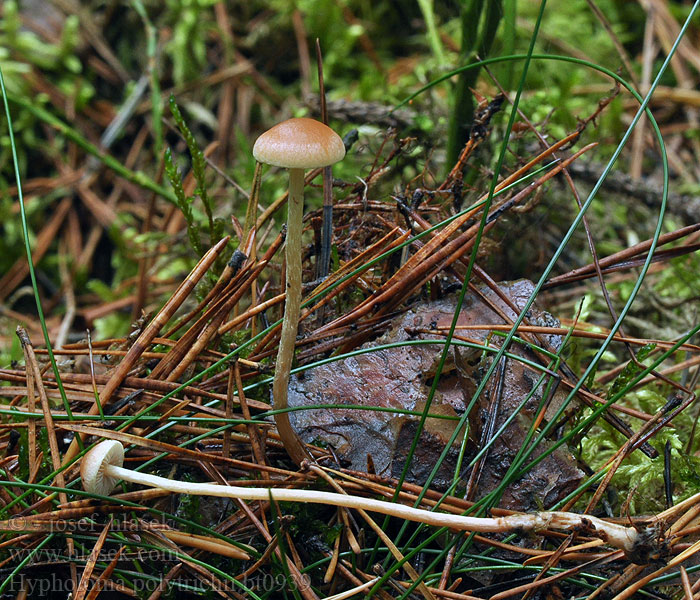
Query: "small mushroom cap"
253 117 345 169
81 440 124 496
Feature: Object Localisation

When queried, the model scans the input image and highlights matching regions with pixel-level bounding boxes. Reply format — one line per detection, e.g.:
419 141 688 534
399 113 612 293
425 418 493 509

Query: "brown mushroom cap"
81 440 124 496
252 117 345 169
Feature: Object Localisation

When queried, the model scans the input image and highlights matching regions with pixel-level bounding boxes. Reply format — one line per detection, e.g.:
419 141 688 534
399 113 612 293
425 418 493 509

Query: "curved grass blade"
0 64 75 423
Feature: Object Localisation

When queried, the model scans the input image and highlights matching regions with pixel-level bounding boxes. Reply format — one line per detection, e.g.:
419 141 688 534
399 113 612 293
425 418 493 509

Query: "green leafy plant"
165 95 225 256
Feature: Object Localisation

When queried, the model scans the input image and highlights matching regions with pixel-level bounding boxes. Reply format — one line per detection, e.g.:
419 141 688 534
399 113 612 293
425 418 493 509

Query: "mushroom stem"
272 167 311 466
100 461 640 554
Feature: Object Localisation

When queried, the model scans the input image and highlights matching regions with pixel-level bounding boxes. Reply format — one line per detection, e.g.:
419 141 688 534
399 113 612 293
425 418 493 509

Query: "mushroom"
81 440 649 559
80 438 125 496
81 441 251 560
253 118 345 466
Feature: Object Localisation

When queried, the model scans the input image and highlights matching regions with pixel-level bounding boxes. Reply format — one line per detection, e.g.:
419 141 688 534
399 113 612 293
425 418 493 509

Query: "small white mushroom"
80 439 125 497
253 117 345 466
82 441 648 559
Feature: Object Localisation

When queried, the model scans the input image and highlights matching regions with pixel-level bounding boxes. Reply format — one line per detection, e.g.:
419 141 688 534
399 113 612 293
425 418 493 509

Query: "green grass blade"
0 63 75 422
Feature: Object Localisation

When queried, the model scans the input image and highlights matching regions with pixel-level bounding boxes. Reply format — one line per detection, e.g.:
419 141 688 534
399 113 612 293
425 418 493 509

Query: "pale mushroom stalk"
83 441 645 557
270 166 307 466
